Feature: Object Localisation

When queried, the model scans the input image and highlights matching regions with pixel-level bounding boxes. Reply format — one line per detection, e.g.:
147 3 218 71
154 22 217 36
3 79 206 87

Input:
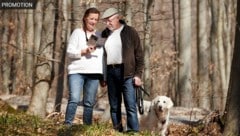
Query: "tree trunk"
143 0 154 98
197 0 210 109
125 0 133 26
178 0 192 107
27 1 55 118
52 0 65 112
62 0 72 99
34 1 43 53
210 0 222 110
8 11 18 94
33 0 43 95
223 0 235 94
223 0 240 134
218 0 228 111
71 0 82 30
2 10 11 94
25 9 34 92
15 10 27 95
170 0 178 101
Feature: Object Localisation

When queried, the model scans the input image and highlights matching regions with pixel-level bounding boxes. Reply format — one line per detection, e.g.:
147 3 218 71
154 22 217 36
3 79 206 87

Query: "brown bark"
223 0 240 134
13 10 26 95
52 0 65 112
218 0 227 110
27 0 55 118
2 10 11 94
143 0 154 97
71 0 82 30
197 0 210 109
25 9 34 91
178 0 192 107
209 0 222 110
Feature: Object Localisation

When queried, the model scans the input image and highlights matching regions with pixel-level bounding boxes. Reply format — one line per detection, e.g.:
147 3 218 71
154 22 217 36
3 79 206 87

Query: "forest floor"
0 95 224 136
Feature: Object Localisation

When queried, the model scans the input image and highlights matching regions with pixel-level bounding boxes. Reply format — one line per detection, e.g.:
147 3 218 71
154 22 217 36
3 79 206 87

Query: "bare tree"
177 0 192 107
61 0 72 99
218 0 227 110
52 0 65 112
2 10 11 94
223 0 234 88
209 0 222 110
143 0 154 97
125 0 133 26
33 0 43 91
34 1 43 54
14 10 27 95
197 0 210 109
27 1 55 117
5 11 17 94
1 10 19 94
169 0 178 101
71 0 82 30
25 9 34 91
223 0 240 134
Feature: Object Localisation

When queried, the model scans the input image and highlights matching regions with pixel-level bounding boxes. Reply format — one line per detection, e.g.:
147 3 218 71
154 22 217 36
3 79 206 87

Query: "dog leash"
135 86 150 115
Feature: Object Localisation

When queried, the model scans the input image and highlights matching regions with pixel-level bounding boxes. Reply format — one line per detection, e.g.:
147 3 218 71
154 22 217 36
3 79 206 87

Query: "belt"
107 64 123 69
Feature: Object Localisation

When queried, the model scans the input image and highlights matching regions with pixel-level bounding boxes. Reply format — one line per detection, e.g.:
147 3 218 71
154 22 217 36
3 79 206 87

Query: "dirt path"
0 95 210 124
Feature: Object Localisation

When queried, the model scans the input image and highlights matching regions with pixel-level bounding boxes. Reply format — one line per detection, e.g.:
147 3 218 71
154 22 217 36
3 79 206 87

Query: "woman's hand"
81 45 96 55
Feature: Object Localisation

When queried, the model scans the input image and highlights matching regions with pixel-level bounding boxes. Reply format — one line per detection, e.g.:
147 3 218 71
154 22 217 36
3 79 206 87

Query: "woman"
64 7 103 125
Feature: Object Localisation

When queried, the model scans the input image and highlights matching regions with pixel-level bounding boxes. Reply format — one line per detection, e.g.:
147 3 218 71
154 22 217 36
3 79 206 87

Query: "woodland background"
0 0 239 134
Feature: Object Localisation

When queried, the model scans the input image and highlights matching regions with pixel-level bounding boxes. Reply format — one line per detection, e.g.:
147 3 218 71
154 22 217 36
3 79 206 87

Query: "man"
101 7 144 132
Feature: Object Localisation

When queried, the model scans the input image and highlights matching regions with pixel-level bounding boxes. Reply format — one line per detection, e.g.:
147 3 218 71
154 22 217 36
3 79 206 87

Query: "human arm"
132 27 144 86
67 29 95 58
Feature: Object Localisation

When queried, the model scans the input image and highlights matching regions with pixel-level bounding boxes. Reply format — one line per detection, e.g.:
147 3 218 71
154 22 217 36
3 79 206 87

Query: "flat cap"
101 8 119 19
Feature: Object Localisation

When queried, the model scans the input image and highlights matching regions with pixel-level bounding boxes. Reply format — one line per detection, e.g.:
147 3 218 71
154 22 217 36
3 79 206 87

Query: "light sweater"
66 28 103 75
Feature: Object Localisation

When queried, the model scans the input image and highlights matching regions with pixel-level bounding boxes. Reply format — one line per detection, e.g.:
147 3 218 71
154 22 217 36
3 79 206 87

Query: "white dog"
139 96 174 136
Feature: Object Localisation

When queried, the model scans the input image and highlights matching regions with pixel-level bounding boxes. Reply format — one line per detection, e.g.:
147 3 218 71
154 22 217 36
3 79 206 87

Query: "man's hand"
133 76 143 86
100 80 107 87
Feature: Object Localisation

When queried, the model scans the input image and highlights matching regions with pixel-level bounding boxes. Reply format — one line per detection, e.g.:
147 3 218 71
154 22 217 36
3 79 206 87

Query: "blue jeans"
64 74 99 125
107 66 139 132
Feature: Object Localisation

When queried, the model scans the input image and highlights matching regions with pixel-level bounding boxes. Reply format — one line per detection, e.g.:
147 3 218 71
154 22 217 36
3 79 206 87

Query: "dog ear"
167 97 174 109
150 99 155 107
150 96 158 107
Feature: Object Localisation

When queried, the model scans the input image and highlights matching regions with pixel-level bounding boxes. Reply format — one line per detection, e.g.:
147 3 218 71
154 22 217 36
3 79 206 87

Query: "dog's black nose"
158 106 162 111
